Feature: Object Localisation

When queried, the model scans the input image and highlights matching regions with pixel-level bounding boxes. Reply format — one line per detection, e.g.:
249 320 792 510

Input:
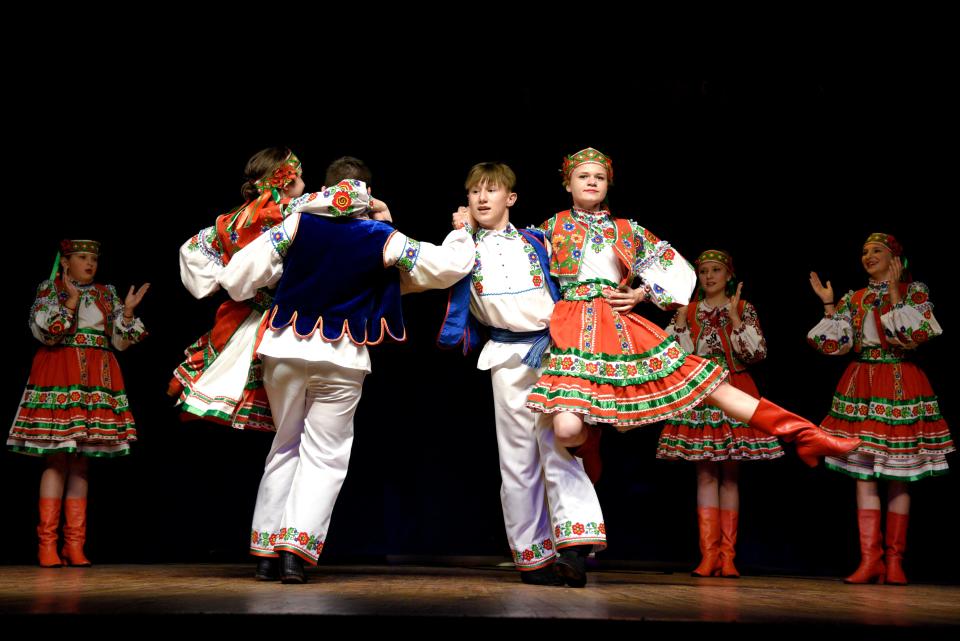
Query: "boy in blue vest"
439 162 605 587
220 157 475 583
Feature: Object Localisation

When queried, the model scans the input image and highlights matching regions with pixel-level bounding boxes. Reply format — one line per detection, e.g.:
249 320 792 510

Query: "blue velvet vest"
269 216 405 344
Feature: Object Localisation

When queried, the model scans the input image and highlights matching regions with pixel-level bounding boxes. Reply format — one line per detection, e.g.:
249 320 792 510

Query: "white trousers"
491 359 606 570
249 356 365 564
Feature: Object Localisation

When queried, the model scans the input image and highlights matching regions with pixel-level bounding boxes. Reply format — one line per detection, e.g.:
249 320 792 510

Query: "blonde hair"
464 162 516 191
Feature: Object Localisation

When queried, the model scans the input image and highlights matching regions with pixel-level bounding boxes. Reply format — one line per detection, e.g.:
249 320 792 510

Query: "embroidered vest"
547 210 635 283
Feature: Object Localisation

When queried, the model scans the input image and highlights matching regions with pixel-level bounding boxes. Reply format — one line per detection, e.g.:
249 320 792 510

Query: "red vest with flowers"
546 210 636 283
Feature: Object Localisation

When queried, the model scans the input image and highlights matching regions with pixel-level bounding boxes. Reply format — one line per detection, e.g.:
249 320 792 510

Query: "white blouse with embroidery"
808 280 942 356
30 280 146 351
541 211 697 309
667 300 767 368
467 224 556 371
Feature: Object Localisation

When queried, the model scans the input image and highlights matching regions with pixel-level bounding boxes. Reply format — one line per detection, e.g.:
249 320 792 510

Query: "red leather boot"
748 398 862 467
62 498 92 567
884 511 909 585
691 507 722 577
844 509 885 584
37 497 63 568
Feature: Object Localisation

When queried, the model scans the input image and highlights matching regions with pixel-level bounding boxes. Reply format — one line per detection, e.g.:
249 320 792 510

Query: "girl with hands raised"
808 233 952 585
8 239 149 567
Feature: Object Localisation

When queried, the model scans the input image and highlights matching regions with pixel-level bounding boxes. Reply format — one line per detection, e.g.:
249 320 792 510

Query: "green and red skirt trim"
527 283 726 430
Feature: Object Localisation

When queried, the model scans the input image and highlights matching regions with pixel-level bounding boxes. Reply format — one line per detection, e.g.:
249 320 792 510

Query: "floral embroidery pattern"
561 279 616 302
63 331 109 349
472 250 483 295
32 281 73 340
659 247 676 270
21 386 130 413
548 211 587 277
196 226 224 264
543 340 685 386
886 283 936 346
683 302 767 369
332 191 353 213
828 281 940 355
395 238 421 272
113 312 146 343
320 180 367 217
892 362 905 401
251 527 325 558
858 346 906 362
100 351 112 388
829 393 942 426
554 521 606 543
632 238 672 278
269 222 292 258
476 223 520 243
255 155 301 192
521 236 544 289
511 538 555 567
611 312 634 354
808 333 845 354
77 348 89 386
569 208 616 254
581 300 597 352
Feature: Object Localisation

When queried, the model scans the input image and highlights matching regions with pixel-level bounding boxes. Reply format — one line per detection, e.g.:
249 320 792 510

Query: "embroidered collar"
569 208 616 254
290 180 371 218
868 279 891 292
570 207 611 225
476 223 519 242
700 299 730 312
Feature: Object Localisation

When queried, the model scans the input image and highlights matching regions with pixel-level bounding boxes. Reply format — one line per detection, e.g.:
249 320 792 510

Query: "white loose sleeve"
807 291 855 356
630 223 697 310
880 281 942 349
218 214 297 301
179 226 225 299
384 228 476 294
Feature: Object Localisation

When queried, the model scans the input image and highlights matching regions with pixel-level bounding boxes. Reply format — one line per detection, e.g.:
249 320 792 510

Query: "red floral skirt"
658 368 783 460
8 343 136 457
821 358 953 481
527 291 727 430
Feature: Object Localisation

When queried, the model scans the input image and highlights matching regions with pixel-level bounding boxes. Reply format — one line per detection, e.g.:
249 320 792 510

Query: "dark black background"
2 72 955 580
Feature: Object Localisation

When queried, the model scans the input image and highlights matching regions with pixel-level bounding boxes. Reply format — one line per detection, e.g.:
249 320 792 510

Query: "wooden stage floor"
1 563 958 633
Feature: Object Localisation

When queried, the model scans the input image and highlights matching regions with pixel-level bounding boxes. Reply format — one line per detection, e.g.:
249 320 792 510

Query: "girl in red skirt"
8 239 149 567
658 250 782 577
809 233 953 584
526 147 860 445
526 148 860 584
170 147 304 432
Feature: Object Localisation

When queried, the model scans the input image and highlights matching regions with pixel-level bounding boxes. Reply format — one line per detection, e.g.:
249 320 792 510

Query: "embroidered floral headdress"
561 147 614 185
